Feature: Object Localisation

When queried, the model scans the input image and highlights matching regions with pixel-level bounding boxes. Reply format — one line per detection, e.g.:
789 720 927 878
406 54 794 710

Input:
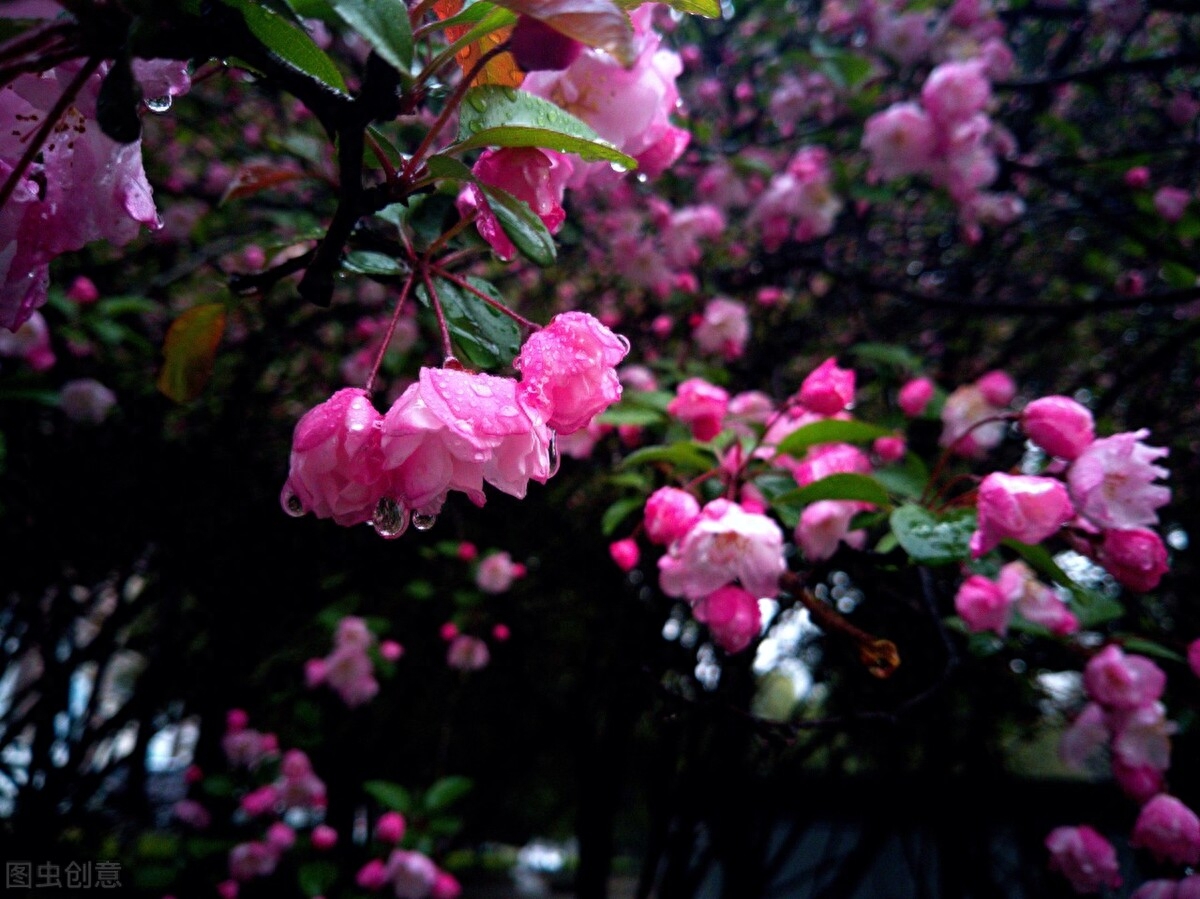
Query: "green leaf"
601 496 644 537
889 504 976 566
1001 540 1125 628
847 342 924 373
1113 636 1186 665
423 775 473 813
156 303 226 403
785 473 892 508
1161 261 1197 290
620 442 717 473
417 277 522 368
136 832 182 860
222 0 348 93
612 0 720 16
596 403 663 426
774 419 894 458
298 861 339 898
479 184 556 266
424 154 476 181
330 0 413 71
365 124 407 170
872 453 930 499
363 779 414 813
452 86 636 168
343 250 408 276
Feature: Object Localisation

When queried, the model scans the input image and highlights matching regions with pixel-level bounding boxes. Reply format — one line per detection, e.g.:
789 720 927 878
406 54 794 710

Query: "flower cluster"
305 616 401 708
281 313 627 535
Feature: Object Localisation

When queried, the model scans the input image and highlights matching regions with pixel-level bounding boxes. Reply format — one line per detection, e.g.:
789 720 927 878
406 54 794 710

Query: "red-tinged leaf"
491 0 635 66
157 304 226 403
221 162 305 204
434 0 522 86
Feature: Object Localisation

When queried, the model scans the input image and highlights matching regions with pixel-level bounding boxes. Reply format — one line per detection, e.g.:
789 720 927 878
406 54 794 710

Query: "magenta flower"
898 377 935 417
1083 644 1166 710
693 585 762 654
515 311 628 435
643 487 701 546
954 574 1012 635
797 357 856 415
921 59 991 128
1068 430 1170 530
1021 395 1095 461
609 538 640 572
657 499 785 601
475 550 525 594
692 297 750 361
1132 795 1200 866
969 473 1075 557
667 377 729 441
795 500 867 562
457 147 573 261
862 102 937 180
1097 528 1169 592
1045 825 1122 894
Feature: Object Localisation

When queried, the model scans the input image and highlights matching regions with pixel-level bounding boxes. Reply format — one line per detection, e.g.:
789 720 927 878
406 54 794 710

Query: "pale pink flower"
447 635 490 671
666 378 729 441
172 799 211 830
381 368 552 515
1110 701 1174 773
692 297 750 360
1068 430 1170 530
749 146 842 250
281 388 387 526
323 644 379 707
1044 825 1122 894
657 499 786 601
693 585 762 654
1021 396 1095 461
970 473 1074 557
0 309 54 370
1132 795 1200 866
388 850 439 899
1083 644 1166 710
795 500 867 562
229 841 278 881
1131 880 1178 899
954 574 1012 635
475 551 525 594
788 442 873 488
921 59 991 127
1097 528 1169 592
60 378 117 425
797 357 856 415
862 102 937 180
1153 186 1191 223
1058 702 1108 770
515 311 628 435
998 561 1078 635
644 487 702 546
275 749 326 811
939 383 1006 457
661 204 724 269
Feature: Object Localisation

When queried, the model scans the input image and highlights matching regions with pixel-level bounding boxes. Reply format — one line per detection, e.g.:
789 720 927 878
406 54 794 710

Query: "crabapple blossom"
976 369 1016 406
66 275 99 303
432 871 463 899
1068 430 1170 530
797 357 856 415
266 822 295 852
457 148 573 261
229 841 278 881
281 388 387 527
693 585 762 654
609 538 640 572
643 487 701 546
1154 187 1191 223
657 499 785 601
998 561 1078 635
898 377 936 417
514 311 628 435
172 799 211 830
508 15 584 72
1131 795 1200 866
1083 644 1166 711
1044 825 1122 894
786 442 873 488
969 473 1074 558
1112 759 1166 806
446 635 490 671
475 551 525 593
240 785 279 817
311 825 338 850
1110 702 1175 773
922 60 992 128
1021 396 1095 461
388 849 439 899
375 811 406 844
0 310 54 371
692 297 750 360
862 102 937 180
873 435 906 463
666 377 729 441
1133 881 1179 899
1097 528 1170 592
795 500 867 562
749 146 843 251
59 378 117 425
356 859 389 890
939 381 1007 457
954 574 1012 635
1058 702 1108 771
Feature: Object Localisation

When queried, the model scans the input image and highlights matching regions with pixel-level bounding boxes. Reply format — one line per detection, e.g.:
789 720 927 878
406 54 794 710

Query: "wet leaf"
222 0 349 93
330 0 413 71
774 418 894 458
156 304 226 403
478 183 556 265
423 775 473 812
363 779 413 813
889 504 976 566
433 0 521 86
220 161 305 204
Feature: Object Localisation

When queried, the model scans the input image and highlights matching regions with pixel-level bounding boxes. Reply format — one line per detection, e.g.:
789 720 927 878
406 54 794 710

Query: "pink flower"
1097 528 1169 592
381 368 552 515
898 377 935 417
266 822 296 852
644 487 702 546
692 297 750 360
1132 881 1179 899
311 825 338 851
281 388 387 526
1068 430 1170 530
380 639 404 661
1110 701 1175 772
457 148 573 261
229 842 279 881
939 383 1006 457
795 500 867 562
172 799 211 830
239 785 279 818
998 561 1078 635
1132 795 1200 866
797 357 856 415
475 551 525 594
976 370 1016 406
954 574 1012 635
1045 825 1122 894
862 102 937 180
1083 644 1166 710
1112 759 1166 805
873 435 906 463
969 473 1075 557
693 585 762 653
1189 639 1200 679
514 311 628 435
1058 702 1108 770
749 146 842 250
508 15 584 71
375 811 406 844
66 275 99 304
657 499 786 601
921 59 991 128
609 538 640 572
323 644 379 707
388 849 439 899
60 378 117 425
1021 396 1095 461
431 870 463 899
356 858 389 891
1125 166 1151 189
447 635 490 671
1154 186 1191 223
788 442 873 487
666 378 729 441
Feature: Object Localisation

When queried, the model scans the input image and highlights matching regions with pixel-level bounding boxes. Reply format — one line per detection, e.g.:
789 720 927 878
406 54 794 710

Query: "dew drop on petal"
281 486 305 517
616 334 631 354
412 512 437 531
145 95 173 114
444 356 463 371
547 430 560 478
371 497 410 539
470 380 493 397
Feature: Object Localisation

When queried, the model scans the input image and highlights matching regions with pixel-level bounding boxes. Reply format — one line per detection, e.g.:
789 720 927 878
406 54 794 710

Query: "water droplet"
145 95 172 114
616 334 631 354
499 405 519 417
470 381 493 397
281 487 305 517
412 512 436 531
443 356 464 371
502 87 518 101
468 94 488 112
371 497 410 539
609 161 629 174
547 430 560 477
